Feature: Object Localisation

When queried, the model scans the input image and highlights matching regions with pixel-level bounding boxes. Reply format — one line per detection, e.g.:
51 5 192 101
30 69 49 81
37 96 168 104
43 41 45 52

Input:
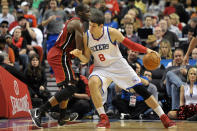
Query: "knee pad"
54 85 76 103
132 84 151 100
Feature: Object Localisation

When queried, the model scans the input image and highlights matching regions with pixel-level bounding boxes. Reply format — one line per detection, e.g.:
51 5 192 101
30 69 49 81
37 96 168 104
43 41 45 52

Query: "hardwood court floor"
0 117 197 131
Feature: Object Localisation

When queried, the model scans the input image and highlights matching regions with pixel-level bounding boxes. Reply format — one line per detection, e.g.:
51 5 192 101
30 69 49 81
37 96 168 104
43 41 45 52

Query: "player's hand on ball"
70 49 82 57
147 48 160 60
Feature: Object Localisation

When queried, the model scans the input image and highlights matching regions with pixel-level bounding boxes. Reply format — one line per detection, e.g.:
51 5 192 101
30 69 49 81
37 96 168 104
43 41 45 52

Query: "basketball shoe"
48 112 78 121
58 112 78 126
96 114 110 128
29 108 42 128
187 114 197 121
160 114 176 128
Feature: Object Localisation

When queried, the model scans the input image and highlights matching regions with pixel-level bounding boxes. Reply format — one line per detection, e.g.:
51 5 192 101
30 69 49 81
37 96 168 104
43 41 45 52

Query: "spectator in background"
21 1 40 22
8 8 24 31
159 39 173 60
161 48 189 112
0 20 9 38
166 48 184 68
24 53 50 108
142 15 153 29
104 10 118 29
20 1 34 16
159 19 179 47
182 17 197 38
10 16 37 50
148 26 163 51
146 35 158 51
0 37 15 65
168 67 197 120
11 28 29 71
0 5 15 25
163 15 182 38
170 13 183 31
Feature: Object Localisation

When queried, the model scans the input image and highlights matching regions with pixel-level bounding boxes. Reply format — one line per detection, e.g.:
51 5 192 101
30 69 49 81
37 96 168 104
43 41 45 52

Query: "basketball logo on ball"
143 52 160 70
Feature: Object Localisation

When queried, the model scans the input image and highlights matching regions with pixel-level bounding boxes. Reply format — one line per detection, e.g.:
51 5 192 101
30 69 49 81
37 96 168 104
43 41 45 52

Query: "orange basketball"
143 52 160 70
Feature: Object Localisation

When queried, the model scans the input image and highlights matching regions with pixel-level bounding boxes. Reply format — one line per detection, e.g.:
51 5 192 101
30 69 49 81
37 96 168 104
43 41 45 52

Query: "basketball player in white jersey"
70 9 176 128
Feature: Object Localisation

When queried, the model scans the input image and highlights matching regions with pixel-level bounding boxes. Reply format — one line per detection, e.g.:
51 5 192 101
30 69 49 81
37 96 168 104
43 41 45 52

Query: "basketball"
143 52 160 70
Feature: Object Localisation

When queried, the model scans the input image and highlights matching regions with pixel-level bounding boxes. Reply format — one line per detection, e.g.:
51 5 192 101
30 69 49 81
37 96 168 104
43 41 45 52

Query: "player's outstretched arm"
109 27 154 54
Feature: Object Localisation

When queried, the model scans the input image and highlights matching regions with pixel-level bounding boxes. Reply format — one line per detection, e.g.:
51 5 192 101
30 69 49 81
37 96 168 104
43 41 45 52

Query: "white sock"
97 107 106 115
153 106 165 117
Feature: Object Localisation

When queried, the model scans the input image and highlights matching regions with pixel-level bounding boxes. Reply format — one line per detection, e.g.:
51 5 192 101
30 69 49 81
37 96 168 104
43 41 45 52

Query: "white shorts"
89 58 141 103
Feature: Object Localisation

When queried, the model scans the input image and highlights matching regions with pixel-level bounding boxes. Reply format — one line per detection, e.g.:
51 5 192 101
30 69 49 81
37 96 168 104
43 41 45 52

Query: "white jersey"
87 26 123 67
87 27 141 104
184 83 197 105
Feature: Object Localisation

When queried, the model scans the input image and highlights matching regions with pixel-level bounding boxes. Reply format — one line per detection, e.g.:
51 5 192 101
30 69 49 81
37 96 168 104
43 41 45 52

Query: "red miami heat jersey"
55 17 81 53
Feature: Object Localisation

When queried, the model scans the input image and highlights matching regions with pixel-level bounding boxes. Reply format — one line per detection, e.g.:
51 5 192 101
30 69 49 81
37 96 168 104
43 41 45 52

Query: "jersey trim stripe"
107 27 116 45
61 33 73 50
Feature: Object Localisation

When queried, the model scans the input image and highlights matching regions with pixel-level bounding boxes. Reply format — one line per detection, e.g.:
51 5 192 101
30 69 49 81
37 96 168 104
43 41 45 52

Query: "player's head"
75 3 90 22
90 9 104 25
89 9 104 34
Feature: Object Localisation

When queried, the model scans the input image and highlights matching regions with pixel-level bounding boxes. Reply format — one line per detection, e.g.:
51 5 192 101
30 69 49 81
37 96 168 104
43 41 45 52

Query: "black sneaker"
48 112 78 121
187 114 197 121
29 108 42 128
57 112 77 126
48 112 60 120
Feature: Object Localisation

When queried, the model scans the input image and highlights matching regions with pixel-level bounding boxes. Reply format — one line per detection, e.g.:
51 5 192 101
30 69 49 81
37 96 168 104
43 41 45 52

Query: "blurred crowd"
1 0 197 121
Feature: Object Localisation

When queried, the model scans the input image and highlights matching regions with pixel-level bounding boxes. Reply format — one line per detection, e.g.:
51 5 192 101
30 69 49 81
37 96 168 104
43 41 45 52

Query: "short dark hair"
75 3 87 15
90 9 104 25
0 20 9 26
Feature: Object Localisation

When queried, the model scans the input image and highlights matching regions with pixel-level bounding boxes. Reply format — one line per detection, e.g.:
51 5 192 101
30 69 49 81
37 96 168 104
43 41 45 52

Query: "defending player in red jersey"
29 3 90 127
